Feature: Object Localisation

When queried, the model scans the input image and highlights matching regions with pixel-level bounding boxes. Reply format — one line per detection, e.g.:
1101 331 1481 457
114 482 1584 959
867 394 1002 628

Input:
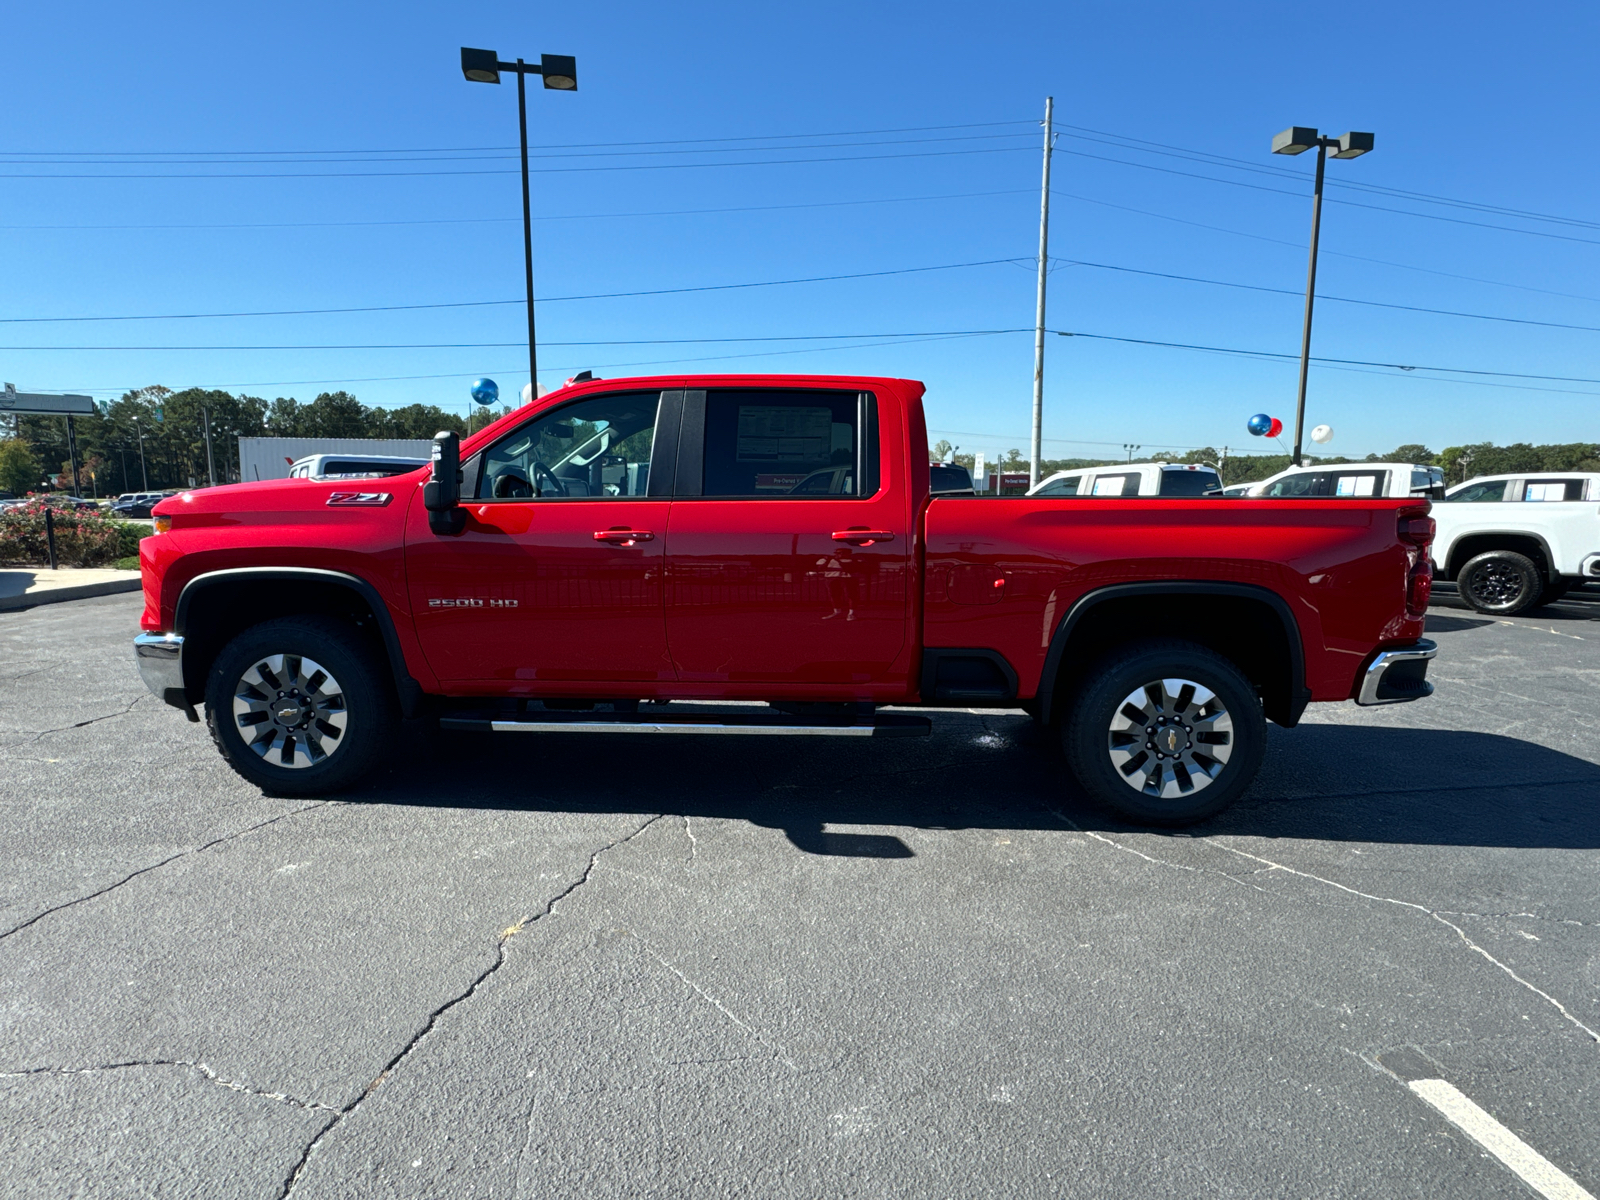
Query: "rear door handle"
832 529 896 545
594 528 654 545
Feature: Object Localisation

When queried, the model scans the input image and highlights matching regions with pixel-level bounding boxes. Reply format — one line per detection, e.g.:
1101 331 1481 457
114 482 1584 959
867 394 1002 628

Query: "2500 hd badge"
428 598 518 608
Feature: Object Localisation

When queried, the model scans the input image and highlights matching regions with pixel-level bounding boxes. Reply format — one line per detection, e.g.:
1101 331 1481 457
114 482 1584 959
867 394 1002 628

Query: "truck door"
406 389 675 686
663 388 909 686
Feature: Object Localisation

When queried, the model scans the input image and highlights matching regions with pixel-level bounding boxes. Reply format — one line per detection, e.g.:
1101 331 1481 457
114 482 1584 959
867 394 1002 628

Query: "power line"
0 130 1040 169
1055 145 1600 247
1055 122 1600 232
0 143 1036 180
1060 259 1600 334
0 328 1034 351
0 187 1035 232
1050 190 1600 305
0 119 1036 159
1053 329 1600 387
0 258 1030 324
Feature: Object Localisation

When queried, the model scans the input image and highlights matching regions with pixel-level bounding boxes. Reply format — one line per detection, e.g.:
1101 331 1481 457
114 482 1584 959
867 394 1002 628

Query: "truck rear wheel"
1458 550 1542 615
205 616 396 796
1063 639 1265 826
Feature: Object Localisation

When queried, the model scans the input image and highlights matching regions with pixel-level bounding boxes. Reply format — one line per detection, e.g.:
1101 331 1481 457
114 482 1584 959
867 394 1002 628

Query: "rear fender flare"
1035 581 1310 728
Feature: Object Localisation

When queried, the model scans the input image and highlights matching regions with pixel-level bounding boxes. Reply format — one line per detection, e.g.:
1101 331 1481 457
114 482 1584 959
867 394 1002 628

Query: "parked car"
1029 462 1221 497
1247 461 1445 500
1213 483 1256 498
110 491 165 519
1431 471 1600 614
287 454 429 481
136 373 1435 826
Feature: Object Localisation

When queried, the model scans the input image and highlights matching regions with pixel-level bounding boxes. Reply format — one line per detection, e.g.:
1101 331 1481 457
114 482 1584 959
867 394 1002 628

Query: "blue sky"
4 0 1597 460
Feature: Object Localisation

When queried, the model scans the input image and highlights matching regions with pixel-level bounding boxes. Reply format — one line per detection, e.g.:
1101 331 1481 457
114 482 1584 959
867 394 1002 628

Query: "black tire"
1063 639 1265 826
205 615 396 796
1458 550 1542 615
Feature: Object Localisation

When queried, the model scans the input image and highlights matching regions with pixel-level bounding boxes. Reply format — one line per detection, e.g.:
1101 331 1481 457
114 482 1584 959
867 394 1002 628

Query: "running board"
438 711 930 738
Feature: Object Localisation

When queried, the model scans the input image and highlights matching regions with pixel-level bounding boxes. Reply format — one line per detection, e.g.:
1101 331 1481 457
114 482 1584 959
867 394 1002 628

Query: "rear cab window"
701 389 877 498
1157 468 1221 497
1331 471 1383 497
1034 473 1083 496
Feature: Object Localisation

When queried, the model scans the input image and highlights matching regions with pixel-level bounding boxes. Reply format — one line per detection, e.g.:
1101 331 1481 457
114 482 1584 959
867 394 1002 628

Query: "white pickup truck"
1029 462 1220 497
1432 472 1600 614
1245 461 1446 500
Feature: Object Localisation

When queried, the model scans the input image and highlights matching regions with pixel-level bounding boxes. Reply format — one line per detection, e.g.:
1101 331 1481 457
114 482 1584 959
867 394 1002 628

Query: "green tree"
0 439 42 494
301 391 368 437
931 439 953 461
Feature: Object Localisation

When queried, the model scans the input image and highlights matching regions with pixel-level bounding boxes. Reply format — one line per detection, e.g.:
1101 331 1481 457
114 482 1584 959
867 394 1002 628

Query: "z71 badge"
429 598 518 608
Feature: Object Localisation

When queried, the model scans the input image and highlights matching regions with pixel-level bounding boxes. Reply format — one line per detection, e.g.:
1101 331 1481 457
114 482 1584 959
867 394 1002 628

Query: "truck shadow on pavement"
357 716 1600 856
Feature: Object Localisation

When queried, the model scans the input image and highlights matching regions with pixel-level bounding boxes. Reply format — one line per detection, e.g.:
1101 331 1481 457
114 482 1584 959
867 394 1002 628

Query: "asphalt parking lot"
3 587 1598 1199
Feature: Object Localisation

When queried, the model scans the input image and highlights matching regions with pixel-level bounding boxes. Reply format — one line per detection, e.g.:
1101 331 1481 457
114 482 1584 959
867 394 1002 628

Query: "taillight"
1398 515 1435 547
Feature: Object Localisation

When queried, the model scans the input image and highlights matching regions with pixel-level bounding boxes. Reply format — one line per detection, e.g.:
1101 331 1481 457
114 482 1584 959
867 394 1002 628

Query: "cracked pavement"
2 588 1599 1197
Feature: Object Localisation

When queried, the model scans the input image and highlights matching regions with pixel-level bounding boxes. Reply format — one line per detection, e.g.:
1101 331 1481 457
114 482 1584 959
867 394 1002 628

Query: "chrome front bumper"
1356 638 1437 706
134 633 188 710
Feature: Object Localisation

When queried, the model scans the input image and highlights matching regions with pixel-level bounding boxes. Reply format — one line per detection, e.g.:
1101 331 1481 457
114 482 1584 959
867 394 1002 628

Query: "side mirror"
423 431 467 535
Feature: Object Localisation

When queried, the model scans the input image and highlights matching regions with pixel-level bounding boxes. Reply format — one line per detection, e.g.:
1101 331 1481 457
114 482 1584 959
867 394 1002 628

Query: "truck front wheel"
1458 550 1542 615
1063 639 1265 826
205 616 396 796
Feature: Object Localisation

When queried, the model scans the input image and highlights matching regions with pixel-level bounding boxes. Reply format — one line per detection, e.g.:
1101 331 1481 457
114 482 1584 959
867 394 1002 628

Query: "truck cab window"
1090 472 1139 496
1443 480 1508 503
1035 474 1082 496
1524 479 1585 502
477 392 660 500
702 389 865 498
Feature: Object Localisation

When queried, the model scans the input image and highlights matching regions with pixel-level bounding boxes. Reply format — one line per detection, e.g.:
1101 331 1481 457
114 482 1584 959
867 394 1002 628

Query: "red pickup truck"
135 374 1437 824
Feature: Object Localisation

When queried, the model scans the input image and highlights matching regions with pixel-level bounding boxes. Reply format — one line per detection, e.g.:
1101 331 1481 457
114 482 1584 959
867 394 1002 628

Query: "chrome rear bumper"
134 633 189 711
1356 638 1437 706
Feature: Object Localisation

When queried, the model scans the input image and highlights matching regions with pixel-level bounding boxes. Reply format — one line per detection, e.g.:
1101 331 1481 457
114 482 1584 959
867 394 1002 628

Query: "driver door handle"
831 529 895 545
594 528 654 545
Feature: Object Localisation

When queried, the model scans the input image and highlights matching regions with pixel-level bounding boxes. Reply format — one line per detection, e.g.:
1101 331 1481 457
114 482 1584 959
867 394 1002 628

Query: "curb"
0 577 142 612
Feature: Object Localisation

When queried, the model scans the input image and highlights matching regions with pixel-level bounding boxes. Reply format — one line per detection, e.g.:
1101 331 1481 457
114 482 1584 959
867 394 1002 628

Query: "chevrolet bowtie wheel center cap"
232 653 349 770
1106 677 1235 800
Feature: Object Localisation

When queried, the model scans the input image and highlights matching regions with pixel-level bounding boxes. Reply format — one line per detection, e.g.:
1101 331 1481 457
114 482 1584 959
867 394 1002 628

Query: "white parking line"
1409 1078 1595 1200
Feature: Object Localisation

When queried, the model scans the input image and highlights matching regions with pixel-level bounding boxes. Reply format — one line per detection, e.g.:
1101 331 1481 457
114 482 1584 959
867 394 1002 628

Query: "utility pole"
133 418 149 491
1030 95 1054 490
201 406 217 487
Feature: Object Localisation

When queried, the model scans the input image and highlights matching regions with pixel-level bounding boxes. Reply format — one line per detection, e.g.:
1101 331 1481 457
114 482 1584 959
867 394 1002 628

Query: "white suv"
1029 462 1220 498
1432 472 1600 614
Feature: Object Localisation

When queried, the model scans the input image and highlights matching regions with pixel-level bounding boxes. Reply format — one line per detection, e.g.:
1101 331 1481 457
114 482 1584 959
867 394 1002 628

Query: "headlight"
153 515 172 534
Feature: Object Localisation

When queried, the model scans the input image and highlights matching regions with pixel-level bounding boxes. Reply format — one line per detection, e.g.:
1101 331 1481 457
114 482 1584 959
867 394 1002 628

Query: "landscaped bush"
0 497 125 567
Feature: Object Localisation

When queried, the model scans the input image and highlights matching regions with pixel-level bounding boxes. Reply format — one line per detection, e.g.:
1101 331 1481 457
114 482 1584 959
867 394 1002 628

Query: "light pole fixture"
131 416 149 491
1271 126 1374 467
461 47 578 401
1123 443 1141 463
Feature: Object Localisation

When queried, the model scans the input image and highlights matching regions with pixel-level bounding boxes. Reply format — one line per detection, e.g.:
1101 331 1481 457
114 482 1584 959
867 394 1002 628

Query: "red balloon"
1267 417 1283 438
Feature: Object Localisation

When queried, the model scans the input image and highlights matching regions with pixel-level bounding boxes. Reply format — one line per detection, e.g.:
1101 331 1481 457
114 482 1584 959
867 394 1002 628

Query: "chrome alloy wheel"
231 653 348 769
1107 677 1234 799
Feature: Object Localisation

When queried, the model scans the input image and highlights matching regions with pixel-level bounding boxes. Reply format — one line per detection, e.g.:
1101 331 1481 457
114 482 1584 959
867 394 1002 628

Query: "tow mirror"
423 431 467 535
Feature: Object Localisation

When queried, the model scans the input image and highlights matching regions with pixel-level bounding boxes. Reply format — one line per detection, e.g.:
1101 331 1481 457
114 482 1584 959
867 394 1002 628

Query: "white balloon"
521 382 534 405
1310 424 1334 444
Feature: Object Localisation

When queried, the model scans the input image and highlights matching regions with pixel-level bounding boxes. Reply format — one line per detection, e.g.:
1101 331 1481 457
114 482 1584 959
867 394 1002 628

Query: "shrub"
0 497 124 567
115 521 152 558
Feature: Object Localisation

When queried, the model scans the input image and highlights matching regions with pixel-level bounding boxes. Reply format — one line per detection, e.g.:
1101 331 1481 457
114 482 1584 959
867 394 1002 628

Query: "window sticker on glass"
1525 482 1569 502
735 406 832 463
1334 475 1377 496
1091 476 1127 496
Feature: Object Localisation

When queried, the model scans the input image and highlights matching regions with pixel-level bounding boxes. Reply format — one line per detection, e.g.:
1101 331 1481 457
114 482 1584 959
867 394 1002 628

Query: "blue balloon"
1247 412 1273 436
470 378 499 407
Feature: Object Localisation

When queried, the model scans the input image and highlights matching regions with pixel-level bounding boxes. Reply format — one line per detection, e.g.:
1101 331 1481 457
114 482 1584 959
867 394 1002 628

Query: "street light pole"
462 47 577 402
1272 127 1374 467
